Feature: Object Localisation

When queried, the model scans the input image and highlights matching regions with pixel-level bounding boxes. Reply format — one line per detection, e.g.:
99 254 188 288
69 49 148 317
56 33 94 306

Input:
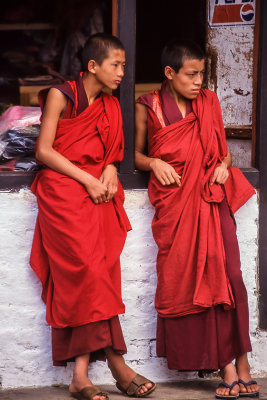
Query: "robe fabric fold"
30 78 131 330
145 88 255 319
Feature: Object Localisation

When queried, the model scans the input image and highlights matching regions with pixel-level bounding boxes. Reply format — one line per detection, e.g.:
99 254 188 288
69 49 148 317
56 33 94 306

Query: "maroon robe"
137 82 252 371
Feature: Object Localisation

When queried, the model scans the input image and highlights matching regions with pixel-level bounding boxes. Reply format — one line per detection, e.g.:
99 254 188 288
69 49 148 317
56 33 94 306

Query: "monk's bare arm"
135 103 181 186
211 151 232 185
36 88 108 204
135 103 153 171
222 151 232 168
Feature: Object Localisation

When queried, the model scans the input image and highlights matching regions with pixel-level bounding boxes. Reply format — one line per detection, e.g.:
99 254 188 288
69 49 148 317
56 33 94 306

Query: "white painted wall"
0 189 264 389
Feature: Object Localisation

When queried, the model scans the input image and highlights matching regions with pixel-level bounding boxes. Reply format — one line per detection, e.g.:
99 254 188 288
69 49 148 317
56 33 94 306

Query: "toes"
216 384 239 397
239 384 247 393
138 383 152 395
247 383 259 393
230 384 240 396
216 388 229 396
239 383 259 394
139 385 147 394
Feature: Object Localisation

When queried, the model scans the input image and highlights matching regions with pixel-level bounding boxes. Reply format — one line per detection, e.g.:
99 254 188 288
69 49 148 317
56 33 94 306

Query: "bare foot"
216 362 240 398
69 376 107 400
70 354 108 400
236 354 260 396
105 347 153 395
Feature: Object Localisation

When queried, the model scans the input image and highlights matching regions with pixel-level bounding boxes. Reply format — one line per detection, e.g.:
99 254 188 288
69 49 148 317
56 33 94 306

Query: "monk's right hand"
83 176 108 204
149 158 181 187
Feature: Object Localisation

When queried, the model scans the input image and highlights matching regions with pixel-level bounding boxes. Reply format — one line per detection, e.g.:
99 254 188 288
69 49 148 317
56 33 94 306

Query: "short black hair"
161 38 206 74
81 33 125 70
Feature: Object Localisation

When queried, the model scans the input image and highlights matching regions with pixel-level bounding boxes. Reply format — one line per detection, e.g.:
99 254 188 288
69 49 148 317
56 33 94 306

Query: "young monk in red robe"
135 39 259 400
30 33 156 400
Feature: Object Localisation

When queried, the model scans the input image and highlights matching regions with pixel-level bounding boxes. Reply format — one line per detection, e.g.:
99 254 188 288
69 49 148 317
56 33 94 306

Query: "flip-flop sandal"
238 379 259 398
71 385 109 399
215 380 240 399
116 373 156 398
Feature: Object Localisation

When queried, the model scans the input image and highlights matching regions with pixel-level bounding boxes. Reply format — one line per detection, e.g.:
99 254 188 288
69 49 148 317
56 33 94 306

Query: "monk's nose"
118 66 124 77
194 73 202 86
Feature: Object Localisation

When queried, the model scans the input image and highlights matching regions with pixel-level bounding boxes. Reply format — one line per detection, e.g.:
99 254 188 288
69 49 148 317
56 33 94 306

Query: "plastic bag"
0 105 41 136
15 157 40 172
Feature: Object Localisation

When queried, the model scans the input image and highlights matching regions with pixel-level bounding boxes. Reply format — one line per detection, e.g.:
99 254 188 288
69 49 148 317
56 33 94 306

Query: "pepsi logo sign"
240 3 255 22
209 0 255 27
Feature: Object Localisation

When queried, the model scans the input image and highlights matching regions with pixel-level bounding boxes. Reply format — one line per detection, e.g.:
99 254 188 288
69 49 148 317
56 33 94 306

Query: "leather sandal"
116 373 156 397
70 385 109 399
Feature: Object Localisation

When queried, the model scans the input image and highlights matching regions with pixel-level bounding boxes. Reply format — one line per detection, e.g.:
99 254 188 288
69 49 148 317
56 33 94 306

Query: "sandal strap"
81 386 109 399
238 379 258 388
218 380 239 391
125 374 153 396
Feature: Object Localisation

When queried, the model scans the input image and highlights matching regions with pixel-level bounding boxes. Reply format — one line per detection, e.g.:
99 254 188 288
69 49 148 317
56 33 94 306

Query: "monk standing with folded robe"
135 38 259 400
30 33 155 400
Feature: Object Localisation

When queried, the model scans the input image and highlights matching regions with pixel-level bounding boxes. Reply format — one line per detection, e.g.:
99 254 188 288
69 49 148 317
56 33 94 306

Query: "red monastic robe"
30 83 131 330
144 88 255 319
137 84 254 370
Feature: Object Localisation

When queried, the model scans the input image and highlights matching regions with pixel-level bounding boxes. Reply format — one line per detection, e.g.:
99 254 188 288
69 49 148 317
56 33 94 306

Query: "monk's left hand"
210 162 229 186
100 164 118 202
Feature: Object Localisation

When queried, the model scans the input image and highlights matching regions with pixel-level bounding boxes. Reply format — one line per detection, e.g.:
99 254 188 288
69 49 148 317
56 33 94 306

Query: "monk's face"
94 48 126 90
166 58 205 100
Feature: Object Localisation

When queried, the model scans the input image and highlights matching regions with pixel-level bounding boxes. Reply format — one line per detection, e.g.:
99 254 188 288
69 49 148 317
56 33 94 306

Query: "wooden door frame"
256 0 267 329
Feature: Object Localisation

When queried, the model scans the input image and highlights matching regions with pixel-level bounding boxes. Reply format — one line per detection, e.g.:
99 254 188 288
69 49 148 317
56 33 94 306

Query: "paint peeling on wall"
207 25 254 127
207 24 254 167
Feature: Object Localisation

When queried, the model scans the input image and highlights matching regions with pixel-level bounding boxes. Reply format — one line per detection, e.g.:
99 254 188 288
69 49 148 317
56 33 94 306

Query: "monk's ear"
88 60 97 74
164 66 173 81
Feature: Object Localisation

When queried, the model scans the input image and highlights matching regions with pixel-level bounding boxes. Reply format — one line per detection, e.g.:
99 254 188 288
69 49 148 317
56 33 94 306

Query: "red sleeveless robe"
30 75 130 365
137 83 254 370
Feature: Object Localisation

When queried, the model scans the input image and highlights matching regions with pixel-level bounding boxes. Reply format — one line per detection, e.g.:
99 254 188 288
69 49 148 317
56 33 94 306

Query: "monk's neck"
82 72 103 105
165 82 189 118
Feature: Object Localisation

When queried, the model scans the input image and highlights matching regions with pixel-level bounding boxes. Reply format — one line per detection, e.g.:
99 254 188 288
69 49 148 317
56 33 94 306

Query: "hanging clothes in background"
59 3 105 79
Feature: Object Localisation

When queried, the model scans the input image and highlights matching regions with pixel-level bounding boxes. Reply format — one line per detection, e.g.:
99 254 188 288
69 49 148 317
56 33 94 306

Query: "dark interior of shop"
0 0 205 174
136 0 206 83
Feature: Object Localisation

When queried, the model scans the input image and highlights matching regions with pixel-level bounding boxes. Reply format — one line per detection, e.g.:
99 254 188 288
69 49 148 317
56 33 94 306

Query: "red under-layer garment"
52 316 127 366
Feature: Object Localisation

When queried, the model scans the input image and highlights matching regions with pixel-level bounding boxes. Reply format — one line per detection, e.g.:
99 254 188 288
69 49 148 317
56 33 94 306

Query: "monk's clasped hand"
150 158 181 187
100 164 118 201
83 173 109 204
210 162 229 186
